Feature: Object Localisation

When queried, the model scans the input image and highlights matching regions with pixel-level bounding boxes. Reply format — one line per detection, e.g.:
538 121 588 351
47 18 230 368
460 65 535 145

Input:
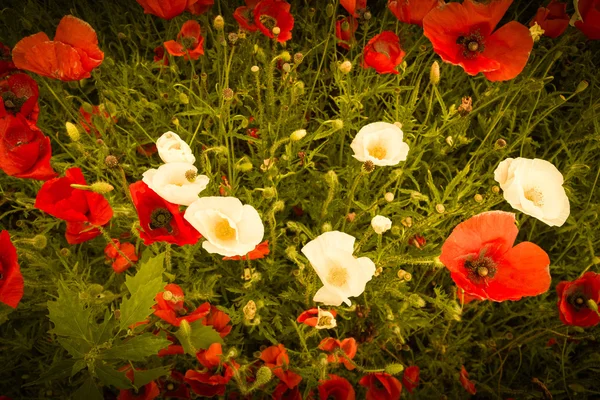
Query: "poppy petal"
164 40 186 56
54 15 104 66
482 21 533 81
463 0 513 35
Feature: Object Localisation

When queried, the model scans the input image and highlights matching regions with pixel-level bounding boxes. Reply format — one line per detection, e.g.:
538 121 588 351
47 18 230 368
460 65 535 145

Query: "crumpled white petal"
156 131 196 164
371 215 392 234
142 162 209 206
350 122 409 166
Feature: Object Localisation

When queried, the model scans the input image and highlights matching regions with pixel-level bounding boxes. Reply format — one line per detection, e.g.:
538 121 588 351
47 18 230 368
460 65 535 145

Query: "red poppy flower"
336 17 358 50
318 375 355 400
529 1 570 38
362 31 406 75
260 344 303 389
12 15 103 81
234 0 262 32
273 382 302 400
359 373 402 400
253 0 294 43
459 366 476 395
158 344 185 357
34 167 113 244
388 0 441 26
439 211 551 302
153 284 211 327
158 370 190 399
546 337 558 347
197 342 223 369
556 272 600 328
136 0 189 20
129 181 201 246
222 241 270 261
318 337 358 370
201 305 232 338
0 231 24 308
79 104 117 137
118 366 161 400
402 366 420 394
184 361 238 397
423 0 533 81
297 308 337 327
187 0 214 14
164 20 205 61
0 42 16 75
340 0 367 17
104 239 139 273
0 73 40 123
0 115 57 181
574 0 600 39
153 46 169 66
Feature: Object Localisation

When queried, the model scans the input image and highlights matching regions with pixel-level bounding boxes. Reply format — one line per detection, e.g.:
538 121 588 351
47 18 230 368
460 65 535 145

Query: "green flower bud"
255 366 273 387
384 363 405 375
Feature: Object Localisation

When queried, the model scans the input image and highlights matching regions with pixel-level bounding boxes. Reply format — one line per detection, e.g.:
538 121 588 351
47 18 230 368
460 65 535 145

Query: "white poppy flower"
494 157 570 227
184 197 264 257
315 308 337 330
350 122 409 166
142 163 209 206
301 231 376 307
371 215 392 234
156 131 196 164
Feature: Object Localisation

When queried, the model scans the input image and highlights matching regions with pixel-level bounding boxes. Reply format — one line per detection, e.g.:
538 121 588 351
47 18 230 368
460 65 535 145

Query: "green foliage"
174 320 224 356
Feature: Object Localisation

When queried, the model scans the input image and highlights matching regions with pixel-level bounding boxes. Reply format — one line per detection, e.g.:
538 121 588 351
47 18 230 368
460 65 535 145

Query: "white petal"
235 204 265 248
186 196 244 221
313 285 350 307
371 215 392 234
350 131 367 162
493 158 513 187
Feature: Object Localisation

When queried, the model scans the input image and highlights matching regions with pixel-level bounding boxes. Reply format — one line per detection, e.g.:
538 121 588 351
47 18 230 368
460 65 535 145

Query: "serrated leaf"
91 310 117 344
174 321 224 356
94 361 132 389
99 333 171 361
22 359 75 386
58 337 91 358
134 366 171 387
48 281 94 341
72 359 87 377
74 377 103 400
119 254 165 331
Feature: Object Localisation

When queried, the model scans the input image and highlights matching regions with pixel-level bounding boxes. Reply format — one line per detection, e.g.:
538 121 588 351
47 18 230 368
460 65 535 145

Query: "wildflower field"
1 0 600 398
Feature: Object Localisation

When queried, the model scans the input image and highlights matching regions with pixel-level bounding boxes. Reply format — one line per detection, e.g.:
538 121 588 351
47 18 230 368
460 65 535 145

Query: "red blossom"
359 373 402 400
153 283 211 327
158 370 190 399
0 115 57 181
362 31 405 75
408 234 426 249
12 15 103 81
164 20 205 61
318 337 358 370
260 344 302 389
158 344 185 357
439 211 551 302
129 181 201 246
187 0 214 14
297 308 337 327
402 365 420 394
234 0 262 32
556 272 600 328
340 0 367 17
185 350 239 398
529 1 570 38
79 104 118 137
153 46 169 66
273 382 302 400
318 374 355 400
574 0 600 39
0 73 40 123
223 241 270 261
0 231 24 308
423 0 533 81
196 343 223 369
388 0 442 26
135 0 189 20
201 305 232 338
118 366 161 400
336 17 358 50
104 239 139 273
34 167 113 244
459 366 476 395
0 42 16 75
254 0 295 43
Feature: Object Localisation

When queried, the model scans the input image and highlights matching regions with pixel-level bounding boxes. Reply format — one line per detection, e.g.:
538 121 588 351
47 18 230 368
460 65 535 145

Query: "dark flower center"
567 291 588 311
259 15 278 31
180 36 198 50
457 31 485 59
1 91 26 113
150 208 173 230
464 255 497 284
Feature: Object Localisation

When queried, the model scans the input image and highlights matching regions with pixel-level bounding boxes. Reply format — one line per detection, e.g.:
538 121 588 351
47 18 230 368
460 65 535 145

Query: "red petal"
0 230 24 308
54 15 104 69
482 21 533 81
164 40 186 56
179 20 201 39
462 0 513 35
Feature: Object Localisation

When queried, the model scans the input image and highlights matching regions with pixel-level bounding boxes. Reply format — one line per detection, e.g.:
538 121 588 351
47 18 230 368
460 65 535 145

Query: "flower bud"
228 32 238 44
223 88 234 101
237 162 253 172
332 119 344 130
279 51 291 62
255 366 273 387
262 187 276 199
213 15 225 30
363 11 372 20
251 65 260 73
272 26 281 36
325 3 334 17
435 204 445 214
105 155 119 168
66 122 80 142
430 61 440 85
576 80 589 93
339 60 352 74
495 138 507 149
384 364 405 375
474 194 483 203
290 129 307 141
179 93 189 104
322 222 332 232
282 62 291 73
32 235 47 249
90 181 114 194
491 185 500 194
587 299 599 313
384 192 394 202
294 52 304 64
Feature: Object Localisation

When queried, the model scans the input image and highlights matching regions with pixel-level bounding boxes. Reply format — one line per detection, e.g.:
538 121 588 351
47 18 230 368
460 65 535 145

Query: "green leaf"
47 281 94 340
22 359 75 386
91 310 117 344
174 321 223 356
72 359 87 377
134 366 171 387
94 360 132 389
99 333 171 361
57 337 91 359
74 377 103 400
119 253 165 331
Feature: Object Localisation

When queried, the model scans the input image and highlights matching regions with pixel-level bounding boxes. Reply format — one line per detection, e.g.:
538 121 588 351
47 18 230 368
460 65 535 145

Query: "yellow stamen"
326 266 349 287
524 186 544 207
214 219 236 241
369 144 387 160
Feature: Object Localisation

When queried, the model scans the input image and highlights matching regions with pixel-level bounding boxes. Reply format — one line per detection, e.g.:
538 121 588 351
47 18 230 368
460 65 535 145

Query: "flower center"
1 91 25 114
457 31 485 59
259 15 278 31
567 291 588 311
214 219 236 241
181 36 197 50
317 315 333 326
326 266 349 287
368 144 387 160
185 169 197 182
149 208 173 230
167 383 175 391
464 255 497 284
524 186 544 207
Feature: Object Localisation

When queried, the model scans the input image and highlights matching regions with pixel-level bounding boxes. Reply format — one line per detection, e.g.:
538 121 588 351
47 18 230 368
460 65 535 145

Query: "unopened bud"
332 119 344 130
282 62 291 73
430 61 440 85
491 185 500 194
237 162 253 172
272 26 281 36
32 235 47 249
251 65 260 73
213 15 225 30
179 93 189 104
325 3 334 17
339 60 352 74
384 192 394 202
294 52 304 64
104 155 119 168
495 138 507 149
179 320 192 337
363 11 372 20
262 187 276 199
587 299 599 313
435 204 445 214
223 88 234 101
290 129 307 141
66 122 80 142
255 366 273 386
576 80 589 93
279 51 291 62
384 363 405 375
90 181 114 194
474 194 483 203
